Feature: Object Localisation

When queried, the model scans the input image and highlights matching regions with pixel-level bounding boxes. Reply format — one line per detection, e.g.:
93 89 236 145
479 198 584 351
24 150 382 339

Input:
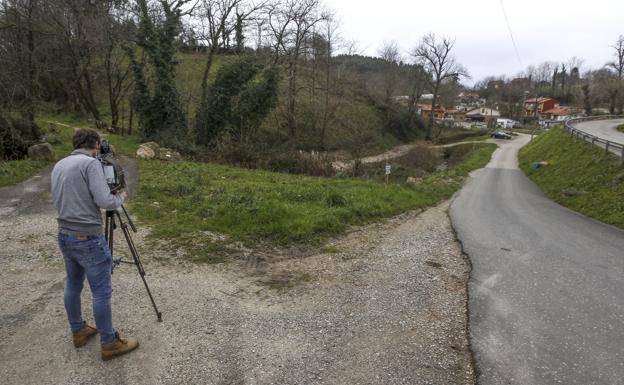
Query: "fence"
564 116 624 163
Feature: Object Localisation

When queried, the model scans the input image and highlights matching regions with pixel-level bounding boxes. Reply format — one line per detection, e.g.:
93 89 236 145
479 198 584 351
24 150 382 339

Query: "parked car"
491 131 513 139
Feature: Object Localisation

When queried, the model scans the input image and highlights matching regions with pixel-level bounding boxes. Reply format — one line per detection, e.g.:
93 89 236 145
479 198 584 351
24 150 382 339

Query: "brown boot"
101 332 139 361
72 324 98 348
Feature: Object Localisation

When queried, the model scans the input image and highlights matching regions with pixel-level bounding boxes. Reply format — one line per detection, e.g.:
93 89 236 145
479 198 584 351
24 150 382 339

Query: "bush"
433 129 489 145
384 107 424 141
399 144 442 172
216 140 261 168
262 151 335 177
0 116 41 160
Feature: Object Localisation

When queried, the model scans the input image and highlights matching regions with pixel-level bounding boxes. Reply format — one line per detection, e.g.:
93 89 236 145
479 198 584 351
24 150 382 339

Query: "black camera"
98 140 125 193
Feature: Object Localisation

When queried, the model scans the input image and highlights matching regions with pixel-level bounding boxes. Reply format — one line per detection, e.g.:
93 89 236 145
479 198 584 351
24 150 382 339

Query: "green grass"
0 115 141 188
617 124 624 133
519 127 624 229
0 159 48 187
131 143 496 262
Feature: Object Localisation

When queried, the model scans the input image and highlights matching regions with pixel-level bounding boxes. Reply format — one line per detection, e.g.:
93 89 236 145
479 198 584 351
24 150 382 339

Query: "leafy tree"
127 0 189 149
195 56 261 145
231 66 280 143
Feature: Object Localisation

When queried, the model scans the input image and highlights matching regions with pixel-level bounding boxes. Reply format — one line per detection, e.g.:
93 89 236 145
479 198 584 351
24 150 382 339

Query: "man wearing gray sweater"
51 128 138 361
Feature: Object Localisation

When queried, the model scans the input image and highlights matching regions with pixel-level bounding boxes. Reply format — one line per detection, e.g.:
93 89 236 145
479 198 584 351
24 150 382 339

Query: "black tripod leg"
105 211 115 259
116 213 163 322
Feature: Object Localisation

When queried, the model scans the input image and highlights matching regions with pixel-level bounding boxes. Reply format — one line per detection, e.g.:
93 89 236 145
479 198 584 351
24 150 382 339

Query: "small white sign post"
385 164 391 185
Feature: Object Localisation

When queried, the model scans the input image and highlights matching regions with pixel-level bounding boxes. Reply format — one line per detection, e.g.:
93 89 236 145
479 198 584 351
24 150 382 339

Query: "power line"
499 0 523 68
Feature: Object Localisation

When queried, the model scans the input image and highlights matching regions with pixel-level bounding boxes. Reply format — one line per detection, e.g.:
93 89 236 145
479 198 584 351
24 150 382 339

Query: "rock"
531 161 549 170
156 147 182 161
27 143 55 161
136 146 156 160
562 189 587 197
141 142 160 152
406 177 421 185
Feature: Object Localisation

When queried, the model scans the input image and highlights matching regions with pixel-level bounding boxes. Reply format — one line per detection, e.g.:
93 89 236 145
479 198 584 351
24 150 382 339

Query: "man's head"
72 128 101 156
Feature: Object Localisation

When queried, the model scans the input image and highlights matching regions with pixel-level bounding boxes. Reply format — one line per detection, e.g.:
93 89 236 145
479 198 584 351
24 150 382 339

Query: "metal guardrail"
564 116 624 162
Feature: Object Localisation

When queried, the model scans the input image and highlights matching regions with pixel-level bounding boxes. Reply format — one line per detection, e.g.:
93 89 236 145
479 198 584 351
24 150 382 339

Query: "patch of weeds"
261 271 313 290
321 245 341 254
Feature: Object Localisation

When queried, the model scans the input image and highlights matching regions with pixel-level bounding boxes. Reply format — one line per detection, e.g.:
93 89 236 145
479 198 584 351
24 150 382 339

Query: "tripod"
104 206 163 322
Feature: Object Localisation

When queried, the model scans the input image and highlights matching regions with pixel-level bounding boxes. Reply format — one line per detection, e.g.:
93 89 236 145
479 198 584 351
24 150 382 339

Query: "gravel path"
0 165 474 384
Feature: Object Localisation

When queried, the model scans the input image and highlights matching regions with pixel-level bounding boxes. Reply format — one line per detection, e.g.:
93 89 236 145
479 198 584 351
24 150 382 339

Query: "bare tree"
607 35 624 114
0 0 41 127
319 11 338 148
412 33 467 140
103 1 133 131
196 0 244 101
377 40 401 136
267 0 325 137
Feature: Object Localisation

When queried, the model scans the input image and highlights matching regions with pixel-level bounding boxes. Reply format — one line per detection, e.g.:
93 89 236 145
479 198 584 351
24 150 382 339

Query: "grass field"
0 159 49 187
0 116 140 187
519 127 624 229
131 143 496 262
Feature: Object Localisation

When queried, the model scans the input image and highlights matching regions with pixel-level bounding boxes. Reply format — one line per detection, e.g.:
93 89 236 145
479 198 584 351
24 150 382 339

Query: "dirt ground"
0 164 475 385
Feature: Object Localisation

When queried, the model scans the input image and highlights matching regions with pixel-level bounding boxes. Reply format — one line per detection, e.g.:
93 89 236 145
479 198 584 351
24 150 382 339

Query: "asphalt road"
570 118 624 156
451 135 624 385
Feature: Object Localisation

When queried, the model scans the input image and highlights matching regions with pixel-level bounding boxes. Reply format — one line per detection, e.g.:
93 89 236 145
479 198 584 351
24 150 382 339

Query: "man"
51 128 139 361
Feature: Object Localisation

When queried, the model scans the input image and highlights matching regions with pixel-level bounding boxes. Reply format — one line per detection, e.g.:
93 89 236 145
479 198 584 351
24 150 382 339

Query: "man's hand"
120 191 128 202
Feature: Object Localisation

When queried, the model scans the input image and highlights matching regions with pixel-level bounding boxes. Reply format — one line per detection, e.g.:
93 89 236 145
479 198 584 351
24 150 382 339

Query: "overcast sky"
324 0 624 84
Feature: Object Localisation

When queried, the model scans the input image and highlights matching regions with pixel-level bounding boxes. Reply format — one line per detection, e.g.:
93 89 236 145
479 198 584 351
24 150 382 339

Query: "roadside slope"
519 126 624 229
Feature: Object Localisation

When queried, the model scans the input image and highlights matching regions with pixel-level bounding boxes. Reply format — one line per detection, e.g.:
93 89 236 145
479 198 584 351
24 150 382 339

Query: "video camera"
98 140 125 193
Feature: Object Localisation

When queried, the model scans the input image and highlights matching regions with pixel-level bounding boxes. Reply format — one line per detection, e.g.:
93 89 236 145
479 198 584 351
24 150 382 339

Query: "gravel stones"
0 178 474 384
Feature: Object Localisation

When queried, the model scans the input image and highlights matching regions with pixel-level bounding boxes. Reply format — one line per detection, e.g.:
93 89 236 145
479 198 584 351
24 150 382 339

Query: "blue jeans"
58 233 116 344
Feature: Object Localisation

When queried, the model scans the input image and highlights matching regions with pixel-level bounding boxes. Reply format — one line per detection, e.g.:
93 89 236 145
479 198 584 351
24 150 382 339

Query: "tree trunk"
200 45 218 101
287 58 298 137
128 103 134 135
427 81 441 141
321 38 332 149
25 0 36 129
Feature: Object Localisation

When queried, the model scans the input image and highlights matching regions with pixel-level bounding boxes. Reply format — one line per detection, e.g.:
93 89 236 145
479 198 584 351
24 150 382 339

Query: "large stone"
28 143 55 161
141 142 160 152
136 146 156 160
406 177 421 185
156 147 182 161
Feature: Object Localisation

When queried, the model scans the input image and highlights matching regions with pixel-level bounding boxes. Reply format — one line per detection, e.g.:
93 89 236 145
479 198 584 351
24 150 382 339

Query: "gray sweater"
51 149 125 235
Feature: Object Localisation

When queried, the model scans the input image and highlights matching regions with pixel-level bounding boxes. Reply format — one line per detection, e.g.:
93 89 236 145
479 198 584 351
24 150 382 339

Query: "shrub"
0 116 41 160
399 144 442 172
262 151 335 177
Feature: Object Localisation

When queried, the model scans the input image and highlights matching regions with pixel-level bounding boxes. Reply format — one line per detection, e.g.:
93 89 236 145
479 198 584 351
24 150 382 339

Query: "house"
541 107 581 121
525 97 558 117
445 109 467 122
466 107 501 123
458 92 484 108
418 104 445 121
392 96 411 107
497 118 521 129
